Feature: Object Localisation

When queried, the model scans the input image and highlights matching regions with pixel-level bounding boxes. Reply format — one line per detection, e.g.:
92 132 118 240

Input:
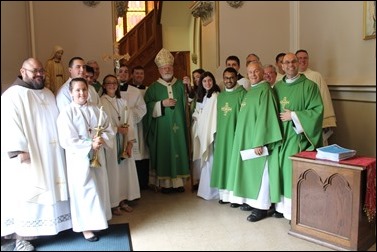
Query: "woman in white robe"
57 77 114 241
192 71 221 200
100 74 140 215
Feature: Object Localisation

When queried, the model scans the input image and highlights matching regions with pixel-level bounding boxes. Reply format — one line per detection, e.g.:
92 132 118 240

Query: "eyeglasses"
283 60 298 65
23 68 45 75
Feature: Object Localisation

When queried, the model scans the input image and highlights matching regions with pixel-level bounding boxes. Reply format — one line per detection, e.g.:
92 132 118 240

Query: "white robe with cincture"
1 85 71 237
57 102 114 232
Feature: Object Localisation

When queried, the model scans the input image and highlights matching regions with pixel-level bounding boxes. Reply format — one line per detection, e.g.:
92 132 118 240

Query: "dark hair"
192 68 205 76
85 65 94 75
69 77 87 92
102 74 121 98
225 55 240 66
275 53 286 63
223 67 238 76
120 63 129 69
68 56 84 68
295 49 308 55
196 71 221 103
131 65 144 74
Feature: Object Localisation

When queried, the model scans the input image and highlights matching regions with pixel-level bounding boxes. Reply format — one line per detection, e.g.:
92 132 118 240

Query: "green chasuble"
274 74 323 199
230 82 283 202
143 78 190 179
211 85 246 189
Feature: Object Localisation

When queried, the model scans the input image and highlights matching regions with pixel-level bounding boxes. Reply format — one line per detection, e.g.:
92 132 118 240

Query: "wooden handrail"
118 2 163 84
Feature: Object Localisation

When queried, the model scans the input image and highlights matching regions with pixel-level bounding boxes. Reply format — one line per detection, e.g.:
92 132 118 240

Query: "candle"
124 107 128 125
98 106 103 127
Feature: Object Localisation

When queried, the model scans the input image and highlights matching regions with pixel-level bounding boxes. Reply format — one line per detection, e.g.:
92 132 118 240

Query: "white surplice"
100 94 140 205
56 78 101 112
57 102 114 232
1 84 71 237
119 84 148 160
192 94 219 200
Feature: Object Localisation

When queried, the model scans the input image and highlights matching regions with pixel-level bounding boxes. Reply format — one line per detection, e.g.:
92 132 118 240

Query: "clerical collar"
225 83 240 92
285 74 300 83
119 82 128 91
250 80 266 88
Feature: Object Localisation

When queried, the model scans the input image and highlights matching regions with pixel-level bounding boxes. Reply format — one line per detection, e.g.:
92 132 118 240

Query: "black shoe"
218 200 229 204
176 186 185 193
161 187 172 194
272 211 284 218
240 204 253 211
230 203 241 208
85 235 99 242
246 209 268 222
192 184 199 191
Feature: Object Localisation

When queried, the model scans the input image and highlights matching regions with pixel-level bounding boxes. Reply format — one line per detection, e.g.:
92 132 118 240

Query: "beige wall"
161 1 191 52
299 2 376 85
1 1 31 92
32 1 114 83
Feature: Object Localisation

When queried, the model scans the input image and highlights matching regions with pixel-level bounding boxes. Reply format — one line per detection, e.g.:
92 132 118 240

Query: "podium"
289 151 376 251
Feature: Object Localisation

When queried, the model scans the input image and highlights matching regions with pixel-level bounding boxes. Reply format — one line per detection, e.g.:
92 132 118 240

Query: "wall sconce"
83 1 100 7
226 1 244 8
190 1 215 26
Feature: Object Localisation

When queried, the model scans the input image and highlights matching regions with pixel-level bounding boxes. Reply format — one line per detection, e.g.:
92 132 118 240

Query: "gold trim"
363 1 376 40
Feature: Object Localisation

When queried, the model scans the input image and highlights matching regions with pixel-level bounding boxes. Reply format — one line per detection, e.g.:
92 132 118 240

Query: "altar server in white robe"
118 64 147 174
1 58 71 251
100 74 140 215
191 71 221 200
57 77 114 241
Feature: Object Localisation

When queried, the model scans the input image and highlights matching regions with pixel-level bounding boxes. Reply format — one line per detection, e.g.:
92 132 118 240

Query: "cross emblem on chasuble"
280 96 290 109
240 98 247 109
221 102 232 116
172 123 179 133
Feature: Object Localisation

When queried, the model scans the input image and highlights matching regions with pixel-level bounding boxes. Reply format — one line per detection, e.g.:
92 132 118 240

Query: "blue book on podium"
316 144 356 162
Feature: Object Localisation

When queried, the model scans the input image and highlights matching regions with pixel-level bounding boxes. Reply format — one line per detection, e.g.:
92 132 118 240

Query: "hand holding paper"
240 146 269 161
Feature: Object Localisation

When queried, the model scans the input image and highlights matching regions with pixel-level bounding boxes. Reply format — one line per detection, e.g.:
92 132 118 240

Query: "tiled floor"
109 183 376 251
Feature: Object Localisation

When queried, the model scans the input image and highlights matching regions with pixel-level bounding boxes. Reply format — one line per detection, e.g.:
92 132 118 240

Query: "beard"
26 76 45 89
161 73 173 81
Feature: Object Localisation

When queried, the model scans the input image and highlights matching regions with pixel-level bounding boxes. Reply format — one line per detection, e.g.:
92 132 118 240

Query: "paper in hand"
240 146 269 161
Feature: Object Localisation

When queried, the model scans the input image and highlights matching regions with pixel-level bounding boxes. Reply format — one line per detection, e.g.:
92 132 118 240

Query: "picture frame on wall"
363 1 376 40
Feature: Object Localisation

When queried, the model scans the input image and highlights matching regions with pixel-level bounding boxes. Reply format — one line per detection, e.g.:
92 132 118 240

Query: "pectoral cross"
280 97 290 109
221 102 232 116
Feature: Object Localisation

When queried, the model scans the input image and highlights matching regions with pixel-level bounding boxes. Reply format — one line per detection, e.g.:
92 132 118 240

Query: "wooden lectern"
289 151 376 251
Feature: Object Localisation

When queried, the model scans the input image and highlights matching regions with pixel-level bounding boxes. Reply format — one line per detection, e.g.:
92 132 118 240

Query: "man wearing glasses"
1 58 71 251
273 53 324 221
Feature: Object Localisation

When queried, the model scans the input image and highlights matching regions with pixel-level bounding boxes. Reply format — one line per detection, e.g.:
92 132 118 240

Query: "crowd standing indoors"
1 47 337 250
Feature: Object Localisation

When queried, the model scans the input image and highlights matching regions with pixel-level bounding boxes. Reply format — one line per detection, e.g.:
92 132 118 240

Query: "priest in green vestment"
210 67 247 203
229 62 283 222
143 48 190 193
273 53 323 220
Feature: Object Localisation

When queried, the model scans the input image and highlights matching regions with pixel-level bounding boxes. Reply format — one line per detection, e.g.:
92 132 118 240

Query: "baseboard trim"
329 85 376 103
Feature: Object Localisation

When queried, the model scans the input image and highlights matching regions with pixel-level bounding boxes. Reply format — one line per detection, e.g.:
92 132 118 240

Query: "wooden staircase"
118 1 163 85
118 1 191 86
